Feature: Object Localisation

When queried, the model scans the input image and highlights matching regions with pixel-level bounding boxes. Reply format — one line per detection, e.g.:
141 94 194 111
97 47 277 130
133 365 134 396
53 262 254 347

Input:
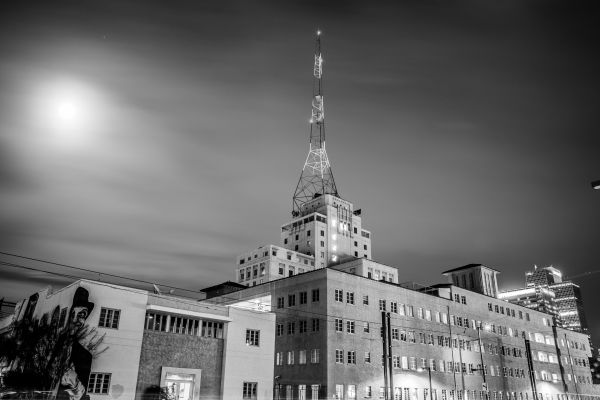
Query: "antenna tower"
292 30 339 216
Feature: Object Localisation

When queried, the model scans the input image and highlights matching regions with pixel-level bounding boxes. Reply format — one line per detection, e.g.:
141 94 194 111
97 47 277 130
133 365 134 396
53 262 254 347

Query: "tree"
0 316 106 397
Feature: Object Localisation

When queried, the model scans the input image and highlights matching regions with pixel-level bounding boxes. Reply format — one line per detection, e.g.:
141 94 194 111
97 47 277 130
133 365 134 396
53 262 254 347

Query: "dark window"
300 291 308 304
88 373 111 394
99 308 121 329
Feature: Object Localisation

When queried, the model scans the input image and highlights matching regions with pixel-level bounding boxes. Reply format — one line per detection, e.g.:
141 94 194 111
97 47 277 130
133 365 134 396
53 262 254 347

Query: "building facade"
1 279 275 400
205 266 599 400
500 266 589 337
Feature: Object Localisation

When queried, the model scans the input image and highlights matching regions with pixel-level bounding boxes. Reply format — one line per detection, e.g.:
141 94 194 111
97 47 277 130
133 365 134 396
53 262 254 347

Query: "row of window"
488 302 529 321
275 349 320 365
41 306 120 330
144 312 224 338
277 289 320 308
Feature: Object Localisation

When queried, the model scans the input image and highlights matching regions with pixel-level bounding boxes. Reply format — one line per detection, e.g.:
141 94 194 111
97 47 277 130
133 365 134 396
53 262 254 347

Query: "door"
165 373 194 400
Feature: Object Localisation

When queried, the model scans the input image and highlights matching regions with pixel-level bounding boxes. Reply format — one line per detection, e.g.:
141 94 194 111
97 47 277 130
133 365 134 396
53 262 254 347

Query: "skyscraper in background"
500 265 590 344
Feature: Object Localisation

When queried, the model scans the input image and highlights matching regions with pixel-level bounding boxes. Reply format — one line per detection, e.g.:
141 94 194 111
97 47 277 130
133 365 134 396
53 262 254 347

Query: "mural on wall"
0 286 106 399
52 287 95 400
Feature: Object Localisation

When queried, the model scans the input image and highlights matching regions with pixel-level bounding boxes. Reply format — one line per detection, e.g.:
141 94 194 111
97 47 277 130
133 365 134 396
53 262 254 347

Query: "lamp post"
418 367 433 400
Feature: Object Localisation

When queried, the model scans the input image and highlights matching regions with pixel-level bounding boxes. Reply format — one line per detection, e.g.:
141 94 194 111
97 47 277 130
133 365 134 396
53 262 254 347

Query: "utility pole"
447 305 458 394
524 339 538 400
382 311 389 400
387 312 394 400
477 325 488 400
564 334 581 400
550 320 569 395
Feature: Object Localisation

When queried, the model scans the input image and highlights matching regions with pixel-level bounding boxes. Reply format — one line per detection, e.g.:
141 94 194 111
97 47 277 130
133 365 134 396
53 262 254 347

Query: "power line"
0 253 591 350
0 251 203 295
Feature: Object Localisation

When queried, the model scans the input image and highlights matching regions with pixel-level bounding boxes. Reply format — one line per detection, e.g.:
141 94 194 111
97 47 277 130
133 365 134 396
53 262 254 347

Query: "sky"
0 0 599 343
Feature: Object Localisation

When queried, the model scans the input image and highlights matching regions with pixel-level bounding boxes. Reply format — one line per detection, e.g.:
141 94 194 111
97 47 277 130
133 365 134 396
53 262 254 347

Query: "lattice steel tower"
292 31 339 217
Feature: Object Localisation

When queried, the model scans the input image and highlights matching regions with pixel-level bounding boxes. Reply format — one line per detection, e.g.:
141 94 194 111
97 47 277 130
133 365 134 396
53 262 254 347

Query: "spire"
292 30 339 217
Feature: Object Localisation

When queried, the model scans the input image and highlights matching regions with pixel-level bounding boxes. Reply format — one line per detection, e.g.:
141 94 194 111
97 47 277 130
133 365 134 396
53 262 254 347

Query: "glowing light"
331 219 336 227
332 246 337 252
332 234 337 240
32 78 104 149
317 30 321 35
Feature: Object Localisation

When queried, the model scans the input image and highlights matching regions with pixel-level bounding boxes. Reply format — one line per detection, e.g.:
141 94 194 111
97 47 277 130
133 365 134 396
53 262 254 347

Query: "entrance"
165 373 194 400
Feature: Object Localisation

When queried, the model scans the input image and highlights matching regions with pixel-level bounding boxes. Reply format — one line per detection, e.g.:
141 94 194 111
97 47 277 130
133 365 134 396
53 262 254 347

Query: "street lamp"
592 180 600 190
417 367 433 400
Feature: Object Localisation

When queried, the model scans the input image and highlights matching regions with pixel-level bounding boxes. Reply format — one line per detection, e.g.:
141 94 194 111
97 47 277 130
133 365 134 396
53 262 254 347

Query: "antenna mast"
292 30 339 216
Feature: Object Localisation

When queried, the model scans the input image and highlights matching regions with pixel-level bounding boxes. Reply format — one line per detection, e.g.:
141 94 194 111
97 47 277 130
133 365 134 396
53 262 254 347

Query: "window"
366 386 372 398
246 329 260 346
392 328 399 340
365 352 371 363
346 320 355 334
311 349 320 363
320 241 325 247
299 320 308 333
461 296 466 305
363 295 369 305
288 294 296 307
243 382 257 400
299 350 307 364
335 318 343 332
307 230 311 236
312 385 320 400
300 291 308 304
346 292 355 304
391 302 398 313
379 300 386 311
277 297 284 308
336 349 343 363
299 386 307 400
347 351 356 364
88 373 111 394
276 352 284 365
287 351 295 365
320 230 325 236
99 308 120 329
364 322 370 333
312 289 320 302
288 322 296 335
312 318 320 332
335 289 344 302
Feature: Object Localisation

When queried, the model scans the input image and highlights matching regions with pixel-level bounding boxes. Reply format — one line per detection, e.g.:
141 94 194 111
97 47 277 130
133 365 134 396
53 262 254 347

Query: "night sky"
1 1 599 344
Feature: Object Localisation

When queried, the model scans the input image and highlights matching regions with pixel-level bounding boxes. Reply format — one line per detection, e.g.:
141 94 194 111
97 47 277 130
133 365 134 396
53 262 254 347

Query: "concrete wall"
18 280 148 400
222 306 276 400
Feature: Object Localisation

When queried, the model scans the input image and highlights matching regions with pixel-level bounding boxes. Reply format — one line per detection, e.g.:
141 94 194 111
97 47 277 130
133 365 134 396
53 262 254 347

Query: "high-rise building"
234 31 371 287
212 32 600 400
526 266 563 288
501 266 590 337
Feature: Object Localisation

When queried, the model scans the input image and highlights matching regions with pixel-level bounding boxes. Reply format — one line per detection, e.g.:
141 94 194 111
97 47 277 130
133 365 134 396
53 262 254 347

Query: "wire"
0 253 591 355
0 251 204 295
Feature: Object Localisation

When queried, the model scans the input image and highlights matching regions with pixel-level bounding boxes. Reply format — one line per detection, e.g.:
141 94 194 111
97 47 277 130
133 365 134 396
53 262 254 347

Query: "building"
498 288 558 321
218 32 599 400
500 266 590 337
0 279 275 400
205 265 599 400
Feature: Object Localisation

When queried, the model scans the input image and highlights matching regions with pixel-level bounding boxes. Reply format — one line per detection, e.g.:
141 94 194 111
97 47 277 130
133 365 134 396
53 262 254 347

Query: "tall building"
215 32 600 400
235 31 371 287
526 266 563 288
500 266 589 337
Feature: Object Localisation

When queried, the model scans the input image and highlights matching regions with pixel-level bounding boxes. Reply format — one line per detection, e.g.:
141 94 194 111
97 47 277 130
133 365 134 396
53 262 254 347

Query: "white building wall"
17 280 148 400
221 306 275 400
